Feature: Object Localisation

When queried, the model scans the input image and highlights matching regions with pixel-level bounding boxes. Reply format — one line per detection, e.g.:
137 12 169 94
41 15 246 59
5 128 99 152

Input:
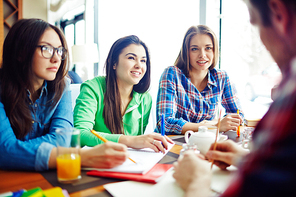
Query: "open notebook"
83 142 175 174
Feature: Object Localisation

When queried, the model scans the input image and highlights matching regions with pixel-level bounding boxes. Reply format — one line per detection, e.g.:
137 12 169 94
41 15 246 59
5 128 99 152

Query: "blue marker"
12 190 25 197
161 114 165 136
161 114 165 148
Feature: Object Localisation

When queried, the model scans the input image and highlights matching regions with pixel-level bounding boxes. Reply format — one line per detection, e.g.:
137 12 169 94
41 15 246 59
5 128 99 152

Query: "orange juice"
57 153 81 182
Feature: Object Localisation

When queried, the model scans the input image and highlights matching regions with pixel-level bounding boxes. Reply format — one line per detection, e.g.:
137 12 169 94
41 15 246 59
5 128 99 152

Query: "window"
60 12 85 78
218 0 276 119
60 0 277 120
97 0 201 104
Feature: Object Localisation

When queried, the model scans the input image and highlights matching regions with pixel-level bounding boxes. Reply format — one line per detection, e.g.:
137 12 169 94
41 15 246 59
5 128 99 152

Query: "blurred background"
2 0 279 120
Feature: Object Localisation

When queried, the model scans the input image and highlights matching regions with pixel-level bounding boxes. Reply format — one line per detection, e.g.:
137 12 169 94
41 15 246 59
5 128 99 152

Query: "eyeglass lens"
41 45 66 60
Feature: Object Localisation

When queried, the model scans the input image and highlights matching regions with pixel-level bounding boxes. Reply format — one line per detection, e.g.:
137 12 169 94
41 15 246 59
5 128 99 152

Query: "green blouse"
73 76 152 147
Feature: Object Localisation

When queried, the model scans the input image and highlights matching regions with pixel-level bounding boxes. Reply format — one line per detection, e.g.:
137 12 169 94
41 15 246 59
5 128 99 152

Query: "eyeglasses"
37 45 67 60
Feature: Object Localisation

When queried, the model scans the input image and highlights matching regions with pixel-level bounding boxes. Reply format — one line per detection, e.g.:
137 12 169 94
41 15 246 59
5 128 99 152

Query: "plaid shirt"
155 66 243 134
222 58 296 196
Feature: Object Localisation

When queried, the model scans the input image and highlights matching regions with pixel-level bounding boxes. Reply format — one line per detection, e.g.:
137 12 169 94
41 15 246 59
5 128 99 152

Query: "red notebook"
86 163 173 184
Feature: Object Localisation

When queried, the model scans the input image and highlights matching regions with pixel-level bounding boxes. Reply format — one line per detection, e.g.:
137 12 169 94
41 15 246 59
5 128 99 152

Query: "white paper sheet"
103 169 183 197
104 165 238 197
83 142 175 174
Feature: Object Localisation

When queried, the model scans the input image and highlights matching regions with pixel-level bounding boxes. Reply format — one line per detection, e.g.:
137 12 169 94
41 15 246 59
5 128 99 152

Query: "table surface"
0 141 183 197
0 132 242 196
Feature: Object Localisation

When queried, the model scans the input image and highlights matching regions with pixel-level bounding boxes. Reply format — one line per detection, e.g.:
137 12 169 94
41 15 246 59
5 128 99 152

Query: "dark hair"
249 0 296 26
174 25 219 78
103 35 151 134
0 18 69 139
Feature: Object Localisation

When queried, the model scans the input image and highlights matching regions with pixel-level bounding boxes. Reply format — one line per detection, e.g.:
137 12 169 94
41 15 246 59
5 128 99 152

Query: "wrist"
80 148 88 167
48 147 57 169
118 135 134 147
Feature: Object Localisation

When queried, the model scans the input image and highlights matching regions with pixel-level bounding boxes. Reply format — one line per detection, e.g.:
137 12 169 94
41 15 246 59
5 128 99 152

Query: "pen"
161 114 166 148
237 109 240 137
90 130 137 164
161 114 165 137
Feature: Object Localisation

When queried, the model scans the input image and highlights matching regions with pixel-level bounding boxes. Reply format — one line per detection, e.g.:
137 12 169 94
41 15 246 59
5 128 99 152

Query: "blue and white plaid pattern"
155 66 243 134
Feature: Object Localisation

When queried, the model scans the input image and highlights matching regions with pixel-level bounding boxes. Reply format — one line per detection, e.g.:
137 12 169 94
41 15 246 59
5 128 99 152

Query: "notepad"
87 163 173 183
83 142 174 174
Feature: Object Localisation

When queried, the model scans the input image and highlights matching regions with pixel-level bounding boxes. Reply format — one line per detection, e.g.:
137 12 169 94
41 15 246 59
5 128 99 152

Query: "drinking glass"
241 127 254 149
56 127 81 184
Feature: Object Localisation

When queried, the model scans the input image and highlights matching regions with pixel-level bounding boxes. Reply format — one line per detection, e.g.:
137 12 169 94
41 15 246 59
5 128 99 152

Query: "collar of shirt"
206 69 218 90
125 90 142 114
26 81 48 102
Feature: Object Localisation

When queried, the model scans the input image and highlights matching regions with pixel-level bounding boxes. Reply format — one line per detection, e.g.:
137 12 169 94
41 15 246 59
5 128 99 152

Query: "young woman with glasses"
74 35 173 153
0 18 128 171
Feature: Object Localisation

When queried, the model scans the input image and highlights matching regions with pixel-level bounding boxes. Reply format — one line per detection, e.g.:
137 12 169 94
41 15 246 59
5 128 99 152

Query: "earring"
113 66 116 70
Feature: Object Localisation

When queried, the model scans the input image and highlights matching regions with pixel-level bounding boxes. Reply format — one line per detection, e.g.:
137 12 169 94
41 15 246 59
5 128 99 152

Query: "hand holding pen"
91 130 137 164
218 112 242 132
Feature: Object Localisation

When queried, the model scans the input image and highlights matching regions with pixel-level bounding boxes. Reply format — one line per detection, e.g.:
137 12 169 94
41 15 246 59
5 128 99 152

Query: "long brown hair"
0 18 69 139
174 25 219 77
103 35 151 134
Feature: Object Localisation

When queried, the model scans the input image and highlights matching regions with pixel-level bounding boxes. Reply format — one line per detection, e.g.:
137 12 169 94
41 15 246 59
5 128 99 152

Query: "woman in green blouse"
74 35 172 153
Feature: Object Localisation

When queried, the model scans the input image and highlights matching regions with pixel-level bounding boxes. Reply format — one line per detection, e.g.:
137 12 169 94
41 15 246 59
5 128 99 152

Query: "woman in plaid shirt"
155 25 244 135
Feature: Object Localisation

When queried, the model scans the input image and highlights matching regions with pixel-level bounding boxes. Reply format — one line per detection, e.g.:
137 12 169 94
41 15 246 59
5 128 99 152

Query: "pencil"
237 109 240 137
90 130 137 164
211 109 222 169
91 129 107 142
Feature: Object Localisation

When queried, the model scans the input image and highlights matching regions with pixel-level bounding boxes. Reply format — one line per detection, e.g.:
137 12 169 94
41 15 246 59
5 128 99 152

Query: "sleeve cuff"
35 142 55 171
103 133 122 143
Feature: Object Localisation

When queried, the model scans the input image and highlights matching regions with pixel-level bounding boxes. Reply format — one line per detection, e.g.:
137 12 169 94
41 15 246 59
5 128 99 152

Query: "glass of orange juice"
56 128 81 184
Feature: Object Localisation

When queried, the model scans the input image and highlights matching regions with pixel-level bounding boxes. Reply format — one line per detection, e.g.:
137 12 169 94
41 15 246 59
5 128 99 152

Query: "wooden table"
0 143 182 197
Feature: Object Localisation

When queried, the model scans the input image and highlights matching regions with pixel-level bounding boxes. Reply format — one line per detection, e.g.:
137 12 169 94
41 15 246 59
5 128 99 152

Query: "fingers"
122 133 173 153
82 143 128 169
220 114 242 131
145 133 173 153
208 140 236 153
196 153 206 160
229 113 243 125
146 139 164 153
213 160 230 170
104 141 127 151
206 150 234 166
165 135 174 144
103 142 129 161
173 151 211 191
103 143 128 160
